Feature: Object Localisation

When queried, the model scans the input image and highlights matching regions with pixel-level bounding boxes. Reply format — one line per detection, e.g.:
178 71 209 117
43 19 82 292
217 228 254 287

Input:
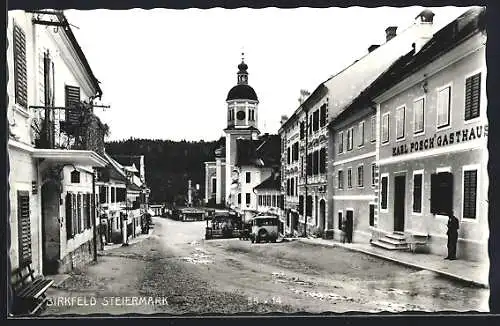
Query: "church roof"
235 134 280 168
226 84 258 101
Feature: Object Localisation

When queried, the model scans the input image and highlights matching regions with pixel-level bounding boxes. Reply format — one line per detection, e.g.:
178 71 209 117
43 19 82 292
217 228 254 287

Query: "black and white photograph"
5 2 493 317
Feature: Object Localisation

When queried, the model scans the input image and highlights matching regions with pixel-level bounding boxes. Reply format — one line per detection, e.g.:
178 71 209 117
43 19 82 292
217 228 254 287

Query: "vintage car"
250 215 279 243
205 211 242 240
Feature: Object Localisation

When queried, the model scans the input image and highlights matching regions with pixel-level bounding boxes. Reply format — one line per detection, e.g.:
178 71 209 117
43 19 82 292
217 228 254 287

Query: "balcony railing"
31 102 109 155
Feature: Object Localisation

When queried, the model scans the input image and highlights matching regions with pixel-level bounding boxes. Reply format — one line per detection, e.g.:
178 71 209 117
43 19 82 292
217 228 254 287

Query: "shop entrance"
394 175 406 232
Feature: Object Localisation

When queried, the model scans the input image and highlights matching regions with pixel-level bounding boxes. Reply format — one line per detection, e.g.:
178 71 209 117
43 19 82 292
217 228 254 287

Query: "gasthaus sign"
392 124 488 157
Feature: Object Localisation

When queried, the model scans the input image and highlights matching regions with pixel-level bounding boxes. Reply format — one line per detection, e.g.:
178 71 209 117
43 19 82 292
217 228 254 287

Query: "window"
319 148 326 174
237 193 241 204
347 168 352 188
99 186 108 203
414 98 425 134
382 113 390 143
299 196 304 215
465 73 481 121
369 204 375 227
338 211 343 230
338 132 344 153
306 196 313 217
381 176 388 210
413 172 423 213
13 23 28 108
295 176 298 195
306 154 312 176
71 170 81 183
65 85 81 126
286 179 290 196
272 195 276 207
17 191 32 264
116 187 126 202
320 104 327 127
293 142 299 161
246 193 251 205
358 121 365 146
111 187 116 203
212 178 217 193
313 150 319 175
287 147 291 164
246 172 251 183
338 170 344 189
290 178 295 196
371 163 376 187
463 169 478 219
300 122 305 140
357 165 364 187
371 115 376 142
437 86 451 128
309 116 312 135
258 195 262 206
396 106 405 140
347 128 354 151
313 110 319 132
267 195 272 206
430 172 453 215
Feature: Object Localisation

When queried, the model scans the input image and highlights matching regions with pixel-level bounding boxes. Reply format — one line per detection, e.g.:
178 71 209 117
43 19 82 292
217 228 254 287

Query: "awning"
33 149 107 167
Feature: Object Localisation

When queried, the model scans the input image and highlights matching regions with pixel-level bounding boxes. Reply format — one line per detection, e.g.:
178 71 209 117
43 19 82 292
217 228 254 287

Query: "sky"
64 6 473 142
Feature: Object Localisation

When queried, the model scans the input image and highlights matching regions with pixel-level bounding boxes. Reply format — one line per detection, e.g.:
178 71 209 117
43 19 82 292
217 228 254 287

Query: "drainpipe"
92 170 97 262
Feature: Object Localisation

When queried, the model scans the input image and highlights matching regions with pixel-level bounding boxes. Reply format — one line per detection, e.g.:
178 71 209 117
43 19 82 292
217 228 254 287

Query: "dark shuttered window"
413 173 423 213
338 212 343 230
381 176 388 210
430 172 454 215
246 193 251 205
99 186 107 204
313 151 319 175
369 204 375 227
463 170 477 219
465 73 481 121
306 154 312 176
319 148 326 174
71 170 80 183
237 193 241 204
313 110 319 132
300 122 305 140
77 194 82 233
65 85 81 127
306 196 313 217
320 104 327 127
13 23 28 108
66 193 74 239
17 191 32 264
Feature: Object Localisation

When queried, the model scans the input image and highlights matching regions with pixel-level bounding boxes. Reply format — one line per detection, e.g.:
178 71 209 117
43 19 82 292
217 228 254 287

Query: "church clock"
236 110 246 121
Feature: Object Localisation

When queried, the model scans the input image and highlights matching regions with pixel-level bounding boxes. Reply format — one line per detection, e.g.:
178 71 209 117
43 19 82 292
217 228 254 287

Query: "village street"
43 216 489 315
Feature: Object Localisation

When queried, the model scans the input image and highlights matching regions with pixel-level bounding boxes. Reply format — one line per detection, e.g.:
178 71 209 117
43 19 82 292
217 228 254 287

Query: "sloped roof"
236 134 280 168
113 155 142 170
334 7 485 123
102 152 128 182
254 174 281 191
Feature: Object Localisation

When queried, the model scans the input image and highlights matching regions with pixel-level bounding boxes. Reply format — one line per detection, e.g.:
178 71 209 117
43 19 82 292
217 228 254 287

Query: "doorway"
41 181 61 275
346 210 353 243
394 175 406 232
319 200 326 230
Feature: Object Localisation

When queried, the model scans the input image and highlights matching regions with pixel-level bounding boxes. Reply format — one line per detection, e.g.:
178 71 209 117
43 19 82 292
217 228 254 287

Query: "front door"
394 175 406 232
41 181 61 275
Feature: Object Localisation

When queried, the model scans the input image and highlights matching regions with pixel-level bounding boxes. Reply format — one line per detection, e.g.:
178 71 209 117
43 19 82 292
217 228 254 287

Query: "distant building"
204 55 281 218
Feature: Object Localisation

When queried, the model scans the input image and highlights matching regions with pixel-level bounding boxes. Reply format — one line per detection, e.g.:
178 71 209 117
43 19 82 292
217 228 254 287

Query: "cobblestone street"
43 217 489 315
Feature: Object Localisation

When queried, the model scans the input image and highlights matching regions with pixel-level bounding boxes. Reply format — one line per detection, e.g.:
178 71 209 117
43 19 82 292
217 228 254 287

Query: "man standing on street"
445 211 459 260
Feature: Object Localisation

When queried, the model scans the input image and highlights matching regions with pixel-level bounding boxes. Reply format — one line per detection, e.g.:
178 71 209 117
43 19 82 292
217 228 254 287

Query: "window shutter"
465 73 481 121
66 193 73 239
300 122 305 139
86 193 92 229
72 193 77 236
320 104 327 127
99 186 106 203
430 173 438 214
381 177 388 209
463 170 477 219
17 191 32 264
13 23 28 108
65 85 81 129
77 194 82 233
413 174 422 213
320 148 326 174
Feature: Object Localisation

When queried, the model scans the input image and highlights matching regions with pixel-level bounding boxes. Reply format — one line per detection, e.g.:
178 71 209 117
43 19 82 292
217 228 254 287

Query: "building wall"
204 162 216 203
236 166 272 214
375 32 487 261
8 148 42 275
330 111 377 242
60 165 95 272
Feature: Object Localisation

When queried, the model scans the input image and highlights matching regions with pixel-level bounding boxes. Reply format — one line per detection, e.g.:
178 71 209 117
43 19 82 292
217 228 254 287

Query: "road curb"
297 238 489 289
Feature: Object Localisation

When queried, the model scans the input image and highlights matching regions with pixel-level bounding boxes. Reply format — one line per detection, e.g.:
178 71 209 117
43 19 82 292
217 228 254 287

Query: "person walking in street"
445 210 459 260
98 218 107 250
341 218 347 244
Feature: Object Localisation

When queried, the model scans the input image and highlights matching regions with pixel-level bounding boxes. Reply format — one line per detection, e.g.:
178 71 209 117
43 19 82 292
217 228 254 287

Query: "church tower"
224 54 260 205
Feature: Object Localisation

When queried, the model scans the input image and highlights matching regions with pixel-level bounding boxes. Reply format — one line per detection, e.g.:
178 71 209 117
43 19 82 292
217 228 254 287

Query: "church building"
204 55 280 219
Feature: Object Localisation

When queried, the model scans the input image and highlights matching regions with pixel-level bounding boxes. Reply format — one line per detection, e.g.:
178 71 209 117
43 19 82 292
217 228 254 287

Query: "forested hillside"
105 138 220 205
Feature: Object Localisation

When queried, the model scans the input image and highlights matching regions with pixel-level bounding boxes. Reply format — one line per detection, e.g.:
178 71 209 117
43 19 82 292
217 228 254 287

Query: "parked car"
250 215 279 243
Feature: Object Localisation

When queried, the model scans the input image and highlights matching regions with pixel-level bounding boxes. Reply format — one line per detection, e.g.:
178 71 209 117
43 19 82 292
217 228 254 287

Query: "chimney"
368 44 380 53
280 115 288 125
413 9 435 54
385 26 397 42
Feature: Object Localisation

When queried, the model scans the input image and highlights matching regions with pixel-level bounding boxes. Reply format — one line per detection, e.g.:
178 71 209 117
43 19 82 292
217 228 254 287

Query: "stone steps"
371 232 409 250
